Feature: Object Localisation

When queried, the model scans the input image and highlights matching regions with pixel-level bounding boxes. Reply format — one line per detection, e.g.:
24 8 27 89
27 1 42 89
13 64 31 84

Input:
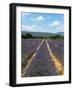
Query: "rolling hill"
22 31 64 38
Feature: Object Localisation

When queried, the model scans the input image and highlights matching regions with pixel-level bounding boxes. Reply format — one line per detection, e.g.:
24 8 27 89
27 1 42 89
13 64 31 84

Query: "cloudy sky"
21 12 64 33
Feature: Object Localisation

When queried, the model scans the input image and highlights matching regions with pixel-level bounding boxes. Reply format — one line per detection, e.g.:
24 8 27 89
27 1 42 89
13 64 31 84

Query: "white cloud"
29 16 45 22
22 25 32 30
22 24 37 31
36 16 44 21
49 21 61 28
56 25 64 29
32 25 37 28
49 20 64 32
22 24 46 32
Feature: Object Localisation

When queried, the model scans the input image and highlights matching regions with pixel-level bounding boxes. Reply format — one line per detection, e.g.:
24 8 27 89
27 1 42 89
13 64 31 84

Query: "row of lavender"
21 39 64 77
48 39 64 66
23 40 58 77
21 39 42 75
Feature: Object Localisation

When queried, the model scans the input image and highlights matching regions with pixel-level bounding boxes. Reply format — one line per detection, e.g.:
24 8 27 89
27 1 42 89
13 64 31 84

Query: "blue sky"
21 12 64 33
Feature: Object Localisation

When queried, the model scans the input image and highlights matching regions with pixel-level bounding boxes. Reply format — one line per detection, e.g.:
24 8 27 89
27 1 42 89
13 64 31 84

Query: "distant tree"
49 35 64 39
25 33 32 38
22 34 25 38
22 33 32 38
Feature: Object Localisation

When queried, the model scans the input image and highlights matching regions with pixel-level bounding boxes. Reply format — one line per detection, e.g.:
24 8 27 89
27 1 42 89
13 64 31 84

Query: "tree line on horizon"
22 33 64 39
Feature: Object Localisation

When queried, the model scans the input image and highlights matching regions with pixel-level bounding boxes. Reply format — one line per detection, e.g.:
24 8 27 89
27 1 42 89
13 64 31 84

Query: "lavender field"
21 39 64 77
